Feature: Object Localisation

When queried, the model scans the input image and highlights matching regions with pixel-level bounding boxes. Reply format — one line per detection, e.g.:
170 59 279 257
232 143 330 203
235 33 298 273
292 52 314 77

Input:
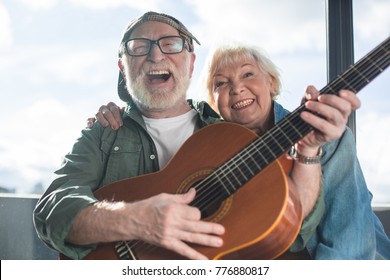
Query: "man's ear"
189 53 196 78
118 59 124 75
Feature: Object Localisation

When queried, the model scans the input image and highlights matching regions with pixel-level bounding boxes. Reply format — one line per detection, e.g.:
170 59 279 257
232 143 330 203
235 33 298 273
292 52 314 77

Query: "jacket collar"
122 99 222 128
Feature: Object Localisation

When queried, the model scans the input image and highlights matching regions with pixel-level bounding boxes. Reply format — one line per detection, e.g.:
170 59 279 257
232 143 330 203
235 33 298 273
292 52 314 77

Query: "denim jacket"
274 101 390 259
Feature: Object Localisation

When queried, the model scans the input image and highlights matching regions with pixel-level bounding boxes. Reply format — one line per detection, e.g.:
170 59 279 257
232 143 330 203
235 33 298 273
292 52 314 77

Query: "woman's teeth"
232 99 254 109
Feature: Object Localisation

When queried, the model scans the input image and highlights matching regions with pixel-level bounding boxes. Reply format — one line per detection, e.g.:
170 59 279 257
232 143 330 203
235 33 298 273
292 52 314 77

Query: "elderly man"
33 11 360 260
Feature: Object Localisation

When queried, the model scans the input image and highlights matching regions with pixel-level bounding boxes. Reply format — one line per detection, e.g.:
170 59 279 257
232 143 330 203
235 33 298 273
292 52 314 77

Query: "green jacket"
33 99 323 259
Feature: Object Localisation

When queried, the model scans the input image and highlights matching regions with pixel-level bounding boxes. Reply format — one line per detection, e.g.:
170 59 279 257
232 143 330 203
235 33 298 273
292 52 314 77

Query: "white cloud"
17 0 58 10
186 0 326 54
353 0 390 42
41 48 111 84
16 0 164 12
0 3 13 48
0 99 86 192
68 0 164 11
357 112 390 204
0 43 114 87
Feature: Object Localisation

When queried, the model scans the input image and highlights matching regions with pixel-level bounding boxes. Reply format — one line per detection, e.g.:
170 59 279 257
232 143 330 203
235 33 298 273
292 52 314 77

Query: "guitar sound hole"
179 170 233 223
201 200 222 219
193 185 232 222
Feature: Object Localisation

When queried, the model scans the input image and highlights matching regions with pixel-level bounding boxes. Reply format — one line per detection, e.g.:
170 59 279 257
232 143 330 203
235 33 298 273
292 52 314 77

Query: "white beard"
126 57 192 110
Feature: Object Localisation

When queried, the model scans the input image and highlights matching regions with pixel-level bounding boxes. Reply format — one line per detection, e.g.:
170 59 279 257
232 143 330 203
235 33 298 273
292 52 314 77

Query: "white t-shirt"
142 109 198 169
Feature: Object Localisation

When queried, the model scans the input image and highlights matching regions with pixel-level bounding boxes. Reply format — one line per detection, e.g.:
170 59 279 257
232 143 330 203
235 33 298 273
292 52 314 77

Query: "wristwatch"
289 146 323 164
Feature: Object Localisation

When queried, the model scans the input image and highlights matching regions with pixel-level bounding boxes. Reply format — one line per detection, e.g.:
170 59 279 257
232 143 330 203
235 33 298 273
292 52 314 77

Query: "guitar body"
80 122 303 260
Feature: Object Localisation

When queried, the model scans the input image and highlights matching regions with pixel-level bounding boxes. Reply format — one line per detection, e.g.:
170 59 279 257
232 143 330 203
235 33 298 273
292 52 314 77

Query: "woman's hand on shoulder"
87 102 123 130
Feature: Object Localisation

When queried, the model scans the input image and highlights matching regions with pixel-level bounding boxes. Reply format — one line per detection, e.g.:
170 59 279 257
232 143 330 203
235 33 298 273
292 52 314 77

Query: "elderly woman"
202 43 390 259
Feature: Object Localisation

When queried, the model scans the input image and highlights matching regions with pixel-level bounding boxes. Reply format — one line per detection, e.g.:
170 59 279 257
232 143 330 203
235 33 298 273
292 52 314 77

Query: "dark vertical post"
326 0 356 139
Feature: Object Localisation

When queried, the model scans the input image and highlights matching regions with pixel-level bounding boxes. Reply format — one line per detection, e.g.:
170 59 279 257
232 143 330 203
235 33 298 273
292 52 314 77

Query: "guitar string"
116 38 389 259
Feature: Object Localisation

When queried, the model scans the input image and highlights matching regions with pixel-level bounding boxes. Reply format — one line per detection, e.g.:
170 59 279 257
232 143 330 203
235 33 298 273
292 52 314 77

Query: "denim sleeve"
307 127 376 259
33 125 110 260
288 187 325 252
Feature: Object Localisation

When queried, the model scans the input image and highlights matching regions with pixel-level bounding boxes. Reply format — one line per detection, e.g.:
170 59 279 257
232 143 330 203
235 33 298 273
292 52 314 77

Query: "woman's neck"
252 108 274 136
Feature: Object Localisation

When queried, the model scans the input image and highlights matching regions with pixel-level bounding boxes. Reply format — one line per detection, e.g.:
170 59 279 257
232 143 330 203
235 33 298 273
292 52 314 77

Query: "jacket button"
113 146 120 152
150 154 156 160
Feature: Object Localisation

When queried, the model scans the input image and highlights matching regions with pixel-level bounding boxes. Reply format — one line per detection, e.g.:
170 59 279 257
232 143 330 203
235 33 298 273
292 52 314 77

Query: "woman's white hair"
201 42 282 111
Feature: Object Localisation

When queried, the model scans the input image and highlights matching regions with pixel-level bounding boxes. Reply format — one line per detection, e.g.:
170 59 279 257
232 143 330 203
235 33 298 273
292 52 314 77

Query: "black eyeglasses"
124 36 186 57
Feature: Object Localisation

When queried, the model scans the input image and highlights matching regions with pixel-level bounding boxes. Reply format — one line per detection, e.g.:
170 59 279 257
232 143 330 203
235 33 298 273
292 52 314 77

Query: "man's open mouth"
146 70 171 83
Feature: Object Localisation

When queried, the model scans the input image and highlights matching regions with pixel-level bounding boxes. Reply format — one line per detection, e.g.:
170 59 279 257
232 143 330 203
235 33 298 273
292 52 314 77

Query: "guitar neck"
275 35 390 152
322 37 390 94
196 36 390 201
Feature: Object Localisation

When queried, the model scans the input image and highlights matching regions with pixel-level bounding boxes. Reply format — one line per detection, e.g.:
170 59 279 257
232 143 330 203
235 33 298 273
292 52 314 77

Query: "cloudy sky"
0 0 389 205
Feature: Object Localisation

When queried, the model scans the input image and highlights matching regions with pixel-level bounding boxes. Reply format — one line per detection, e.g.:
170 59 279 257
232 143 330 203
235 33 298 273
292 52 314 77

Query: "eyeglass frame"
124 35 187 57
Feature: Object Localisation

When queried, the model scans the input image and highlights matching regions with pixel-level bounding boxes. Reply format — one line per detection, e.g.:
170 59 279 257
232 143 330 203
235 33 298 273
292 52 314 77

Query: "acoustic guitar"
62 36 389 260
